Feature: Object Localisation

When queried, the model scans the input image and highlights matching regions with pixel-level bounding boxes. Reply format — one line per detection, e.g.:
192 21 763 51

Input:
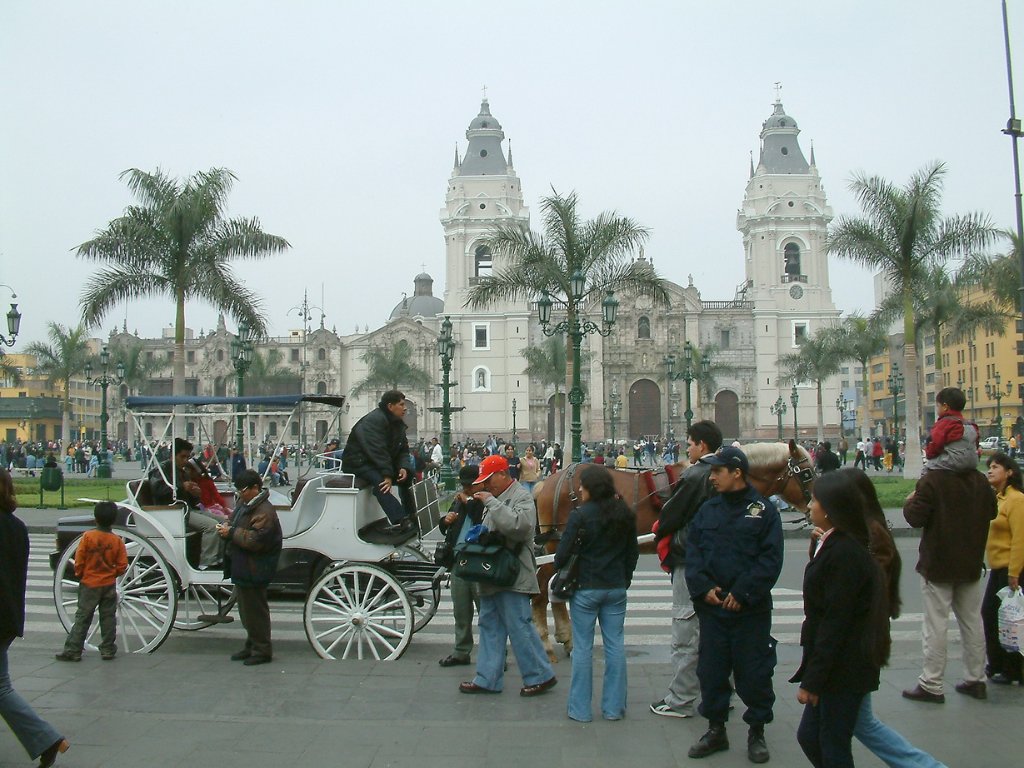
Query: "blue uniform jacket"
684 485 783 616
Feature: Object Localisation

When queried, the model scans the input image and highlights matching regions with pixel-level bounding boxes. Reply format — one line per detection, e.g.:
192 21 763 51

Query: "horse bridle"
785 453 816 503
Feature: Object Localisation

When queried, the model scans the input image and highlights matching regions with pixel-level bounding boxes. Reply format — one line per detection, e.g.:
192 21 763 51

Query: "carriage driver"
341 390 417 534
148 438 222 569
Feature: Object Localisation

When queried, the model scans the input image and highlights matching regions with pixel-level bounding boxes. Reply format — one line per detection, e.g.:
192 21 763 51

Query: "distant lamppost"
0 284 22 347
511 398 518 449
429 316 464 491
607 391 621 448
835 395 851 439
887 364 904 439
985 371 1013 438
19 400 39 443
537 271 618 463
85 346 125 479
665 341 708 436
289 288 326 473
770 396 787 441
231 320 255 455
790 385 800 440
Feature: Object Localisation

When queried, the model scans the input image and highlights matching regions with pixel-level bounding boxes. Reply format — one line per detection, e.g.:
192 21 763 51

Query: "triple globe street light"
664 341 709 437
770 395 788 441
985 371 1013 438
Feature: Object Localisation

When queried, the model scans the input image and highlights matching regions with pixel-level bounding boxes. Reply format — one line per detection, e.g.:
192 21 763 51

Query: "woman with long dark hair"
554 465 639 722
0 467 70 766
792 470 890 767
984 452 1024 684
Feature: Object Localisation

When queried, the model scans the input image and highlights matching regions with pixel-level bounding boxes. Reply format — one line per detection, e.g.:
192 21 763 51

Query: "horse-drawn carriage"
51 394 444 661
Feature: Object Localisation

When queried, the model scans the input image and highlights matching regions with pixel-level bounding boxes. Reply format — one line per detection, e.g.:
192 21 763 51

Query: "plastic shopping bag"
996 586 1024 654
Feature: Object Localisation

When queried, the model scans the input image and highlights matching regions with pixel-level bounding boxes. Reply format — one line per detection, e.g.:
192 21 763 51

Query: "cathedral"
104 97 842 447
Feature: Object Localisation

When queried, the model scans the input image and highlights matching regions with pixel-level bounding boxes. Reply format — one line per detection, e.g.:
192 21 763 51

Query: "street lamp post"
289 289 326 474
664 341 708 436
536 271 619 463
511 398 518 449
607 391 621 448
835 395 851 439
231 320 255 460
428 316 464 491
1000 2 1024 390
85 346 125 479
985 372 1014 438
887 364 904 440
790 386 800 440
0 284 22 347
770 396 787 441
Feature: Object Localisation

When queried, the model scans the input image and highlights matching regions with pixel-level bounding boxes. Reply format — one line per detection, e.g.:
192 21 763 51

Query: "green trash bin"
39 466 66 509
96 463 112 479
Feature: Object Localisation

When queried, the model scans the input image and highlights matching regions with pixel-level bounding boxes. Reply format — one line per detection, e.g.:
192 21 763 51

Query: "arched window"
784 243 801 276
474 245 492 278
317 347 326 361
214 376 227 397
316 380 328 395
216 349 225 362
637 316 651 339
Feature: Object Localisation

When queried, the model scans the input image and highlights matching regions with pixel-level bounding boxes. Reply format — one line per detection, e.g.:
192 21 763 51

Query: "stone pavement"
1 629 1018 767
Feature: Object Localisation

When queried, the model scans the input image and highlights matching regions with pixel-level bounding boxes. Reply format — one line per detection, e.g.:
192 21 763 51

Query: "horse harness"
747 453 816 504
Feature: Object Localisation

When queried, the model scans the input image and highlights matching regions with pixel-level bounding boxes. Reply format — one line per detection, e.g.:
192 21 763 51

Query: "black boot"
688 723 729 759
747 725 769 764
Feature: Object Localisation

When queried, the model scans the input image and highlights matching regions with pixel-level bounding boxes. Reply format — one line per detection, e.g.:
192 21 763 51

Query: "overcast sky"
1 1 1021 348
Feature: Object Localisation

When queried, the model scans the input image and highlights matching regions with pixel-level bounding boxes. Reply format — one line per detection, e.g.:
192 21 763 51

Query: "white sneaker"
649 699 694 718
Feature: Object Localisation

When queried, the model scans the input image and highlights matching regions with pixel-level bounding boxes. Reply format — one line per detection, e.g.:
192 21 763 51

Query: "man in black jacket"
649 420 722 719
342 390 416 532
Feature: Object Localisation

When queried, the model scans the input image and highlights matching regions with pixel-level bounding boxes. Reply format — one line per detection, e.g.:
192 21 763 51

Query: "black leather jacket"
342 406 414 482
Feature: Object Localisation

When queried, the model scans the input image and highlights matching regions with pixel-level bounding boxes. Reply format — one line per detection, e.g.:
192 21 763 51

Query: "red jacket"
925 411 977 459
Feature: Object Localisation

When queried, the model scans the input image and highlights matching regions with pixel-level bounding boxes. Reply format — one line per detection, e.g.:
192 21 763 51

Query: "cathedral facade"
101 97 841 446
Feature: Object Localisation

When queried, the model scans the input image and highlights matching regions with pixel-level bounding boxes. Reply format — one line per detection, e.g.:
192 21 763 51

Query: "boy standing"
55 502 127 661
924 387 979 473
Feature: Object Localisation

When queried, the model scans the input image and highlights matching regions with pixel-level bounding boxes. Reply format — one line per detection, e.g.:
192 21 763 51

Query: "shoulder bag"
549 526 586 601
452 541 522 587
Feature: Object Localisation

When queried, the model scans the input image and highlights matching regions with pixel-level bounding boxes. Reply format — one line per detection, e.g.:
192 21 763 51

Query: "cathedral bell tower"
736 98 841 436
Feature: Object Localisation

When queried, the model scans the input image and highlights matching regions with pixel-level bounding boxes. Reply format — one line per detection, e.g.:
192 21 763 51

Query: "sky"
1 1 1021 349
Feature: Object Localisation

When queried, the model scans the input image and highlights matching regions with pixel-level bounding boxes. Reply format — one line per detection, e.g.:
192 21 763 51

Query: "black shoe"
53 652 81 662
38 737 69 768
231 649 252 661
688 725 729 759
243 655 272 666
747 727 770 764
439 654 471 667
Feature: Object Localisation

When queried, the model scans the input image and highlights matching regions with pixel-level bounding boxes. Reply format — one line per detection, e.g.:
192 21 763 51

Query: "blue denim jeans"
568 588 628 721
854 694 947 768
0 638 62 760
473 591 554 692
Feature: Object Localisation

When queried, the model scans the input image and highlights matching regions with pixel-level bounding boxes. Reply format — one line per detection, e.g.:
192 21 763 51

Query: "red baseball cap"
475 454 509 483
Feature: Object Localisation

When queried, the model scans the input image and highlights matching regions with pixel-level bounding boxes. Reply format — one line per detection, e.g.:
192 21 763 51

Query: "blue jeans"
473 591 554 691
0 638 62 760
797 691 864 768
568 588 628 721
854 694 946 768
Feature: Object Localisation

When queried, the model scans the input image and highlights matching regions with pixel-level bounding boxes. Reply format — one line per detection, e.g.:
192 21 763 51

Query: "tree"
960 229 1021 312
0 355 22 386
77 167 289 397
108 338 170 396
836 312 889 439
467 190 669 459
24 322 92 444
351 339 432 399
521 334 574 444
245 349 301 396
777 327 846 443
826 162 999 478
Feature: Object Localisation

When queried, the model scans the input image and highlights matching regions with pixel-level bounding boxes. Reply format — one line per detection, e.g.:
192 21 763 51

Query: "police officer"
684 446 783 764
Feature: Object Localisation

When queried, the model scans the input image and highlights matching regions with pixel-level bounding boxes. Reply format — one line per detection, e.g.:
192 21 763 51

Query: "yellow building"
0 352 101 444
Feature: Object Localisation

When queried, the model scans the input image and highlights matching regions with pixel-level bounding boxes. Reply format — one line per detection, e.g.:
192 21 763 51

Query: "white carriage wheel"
304 563 413 660
175 583 237 631
395 544 441 634
53 528 178 654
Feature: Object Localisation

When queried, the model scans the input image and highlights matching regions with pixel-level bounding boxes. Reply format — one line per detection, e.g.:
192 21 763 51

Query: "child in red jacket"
54 502 128 661
924 387 979 473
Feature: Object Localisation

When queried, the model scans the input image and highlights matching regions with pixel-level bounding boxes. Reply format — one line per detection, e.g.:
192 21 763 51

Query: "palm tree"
77 167 289 397
467 190 669 460
351 339 433 399
24 322 92 444
693 344 735 403
827 162 999 477
108 339 170 396
0 354 22 386
836 313 889 439
522 334 570 444
777 327 846 443
960 229 1021 311
246 349 301 396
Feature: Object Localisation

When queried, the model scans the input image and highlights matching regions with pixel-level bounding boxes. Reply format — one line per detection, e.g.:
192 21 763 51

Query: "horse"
531 440 814 662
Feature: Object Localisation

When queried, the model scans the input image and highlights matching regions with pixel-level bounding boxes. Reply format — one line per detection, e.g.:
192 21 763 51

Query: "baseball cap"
475 454 509 483
700 446 749 474
458 465 482 487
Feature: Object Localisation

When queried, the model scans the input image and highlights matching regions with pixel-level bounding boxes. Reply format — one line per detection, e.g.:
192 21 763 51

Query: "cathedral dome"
389 272 445 320
757 101 810 174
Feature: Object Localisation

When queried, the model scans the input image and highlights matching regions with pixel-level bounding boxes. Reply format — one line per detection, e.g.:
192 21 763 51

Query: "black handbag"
433 541 454 569
550 527 586 601
452 541 522 586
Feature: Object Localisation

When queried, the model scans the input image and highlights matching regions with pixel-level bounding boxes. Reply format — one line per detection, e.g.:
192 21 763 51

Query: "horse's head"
783 439 816 509
743 440 816 512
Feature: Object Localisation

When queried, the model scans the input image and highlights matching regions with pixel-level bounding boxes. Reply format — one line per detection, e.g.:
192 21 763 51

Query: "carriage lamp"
770 396 788 442
86 345 125 478
0 284 21 347
536 273 617 463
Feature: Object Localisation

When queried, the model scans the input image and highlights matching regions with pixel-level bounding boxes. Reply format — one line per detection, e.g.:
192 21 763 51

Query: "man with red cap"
458 454 557 697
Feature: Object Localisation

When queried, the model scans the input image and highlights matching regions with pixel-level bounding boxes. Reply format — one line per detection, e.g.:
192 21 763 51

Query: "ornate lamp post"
428 316 464 491
770 396 787 441
607 391 621 448
511 398 518 449
835 395 851 439
887 364 904 439
537 271 618 463
0 285 21 347
985 371 1013 438
231 320 255 457
665 341 706 436
289 289 326 473
790 385 800 440
85 346 125 479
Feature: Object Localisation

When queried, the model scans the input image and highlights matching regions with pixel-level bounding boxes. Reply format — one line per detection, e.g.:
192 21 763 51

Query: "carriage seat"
128 477 154 506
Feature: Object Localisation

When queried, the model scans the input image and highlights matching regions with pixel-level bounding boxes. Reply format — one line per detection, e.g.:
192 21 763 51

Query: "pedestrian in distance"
0 467 71 767
793 470 894 768
554 465 639 722
54 501 127 663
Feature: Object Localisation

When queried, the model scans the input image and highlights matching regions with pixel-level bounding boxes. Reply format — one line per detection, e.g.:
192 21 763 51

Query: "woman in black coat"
0 467 69 766
791 471 891 768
